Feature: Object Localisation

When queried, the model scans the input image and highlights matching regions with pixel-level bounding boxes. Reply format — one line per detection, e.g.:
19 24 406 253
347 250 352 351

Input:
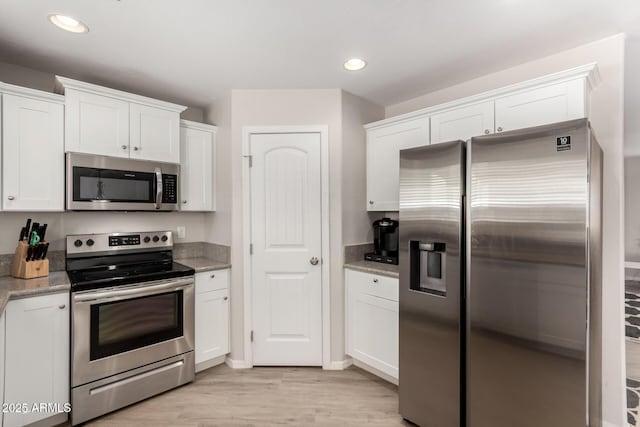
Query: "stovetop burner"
66 231 194 291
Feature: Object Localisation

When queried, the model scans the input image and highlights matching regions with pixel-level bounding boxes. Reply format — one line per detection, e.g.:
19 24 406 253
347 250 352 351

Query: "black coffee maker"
365 218 399 265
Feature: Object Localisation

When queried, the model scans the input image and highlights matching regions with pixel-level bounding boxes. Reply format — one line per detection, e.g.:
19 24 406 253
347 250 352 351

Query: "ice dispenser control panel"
410 241 446 296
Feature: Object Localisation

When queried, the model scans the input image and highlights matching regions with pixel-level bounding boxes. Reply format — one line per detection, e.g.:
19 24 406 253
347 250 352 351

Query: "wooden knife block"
11 241 49 279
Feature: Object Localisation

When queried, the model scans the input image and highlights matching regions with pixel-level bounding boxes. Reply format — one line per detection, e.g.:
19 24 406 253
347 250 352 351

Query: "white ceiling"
0 0 639 109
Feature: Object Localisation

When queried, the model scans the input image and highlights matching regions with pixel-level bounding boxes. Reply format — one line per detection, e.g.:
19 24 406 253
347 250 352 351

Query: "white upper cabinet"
430 101 494 144
130 103 181 163
494 79 587 133
180 120 216 211
56 76 186 164
1 90 65 211
64 89 130 158
365 63 600 212
366 116 429 211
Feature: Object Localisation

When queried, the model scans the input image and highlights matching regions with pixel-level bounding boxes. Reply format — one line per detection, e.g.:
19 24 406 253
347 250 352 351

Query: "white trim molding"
325 358 353 371
241 125 331 369
365 62 600 130
54 75 187 112
0 82 65 104
180 119 218 133
225 357 252 369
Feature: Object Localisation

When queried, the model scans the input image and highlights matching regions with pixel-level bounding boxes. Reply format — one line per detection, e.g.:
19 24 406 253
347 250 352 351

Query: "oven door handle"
155 167 163 210
73 278 194 303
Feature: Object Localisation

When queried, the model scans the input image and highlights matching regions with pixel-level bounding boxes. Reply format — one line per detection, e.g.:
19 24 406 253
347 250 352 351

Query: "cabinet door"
4 293 69 427
2 94 64 211
495 80 586 133
180 126 214 211
65 89 130 158
130 104 180 163
366 116 429 211
430 101 494 144
346 271 399 379
195 288 230 367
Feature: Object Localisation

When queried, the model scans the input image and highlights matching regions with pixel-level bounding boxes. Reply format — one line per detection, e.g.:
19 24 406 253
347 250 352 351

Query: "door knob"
310 257 319 265
7 196 14 200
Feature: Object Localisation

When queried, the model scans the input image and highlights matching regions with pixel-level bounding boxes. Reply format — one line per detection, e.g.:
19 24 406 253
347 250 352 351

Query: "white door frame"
242 125 331 368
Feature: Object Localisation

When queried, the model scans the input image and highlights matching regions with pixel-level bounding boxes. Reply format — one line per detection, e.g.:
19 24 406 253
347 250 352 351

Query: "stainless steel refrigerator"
398 118 602 427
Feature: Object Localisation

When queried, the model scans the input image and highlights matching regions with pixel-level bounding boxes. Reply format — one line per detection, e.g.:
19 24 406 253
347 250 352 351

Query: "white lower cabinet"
345 269 399 381
4 292 70 427
195 269 230 371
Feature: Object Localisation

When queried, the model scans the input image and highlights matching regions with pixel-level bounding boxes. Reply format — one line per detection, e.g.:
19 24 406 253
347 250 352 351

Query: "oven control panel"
66 231 173 256
109 235 141 246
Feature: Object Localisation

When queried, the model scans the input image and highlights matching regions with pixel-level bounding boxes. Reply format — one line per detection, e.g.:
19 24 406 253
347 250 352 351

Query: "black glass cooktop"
67 250 194 291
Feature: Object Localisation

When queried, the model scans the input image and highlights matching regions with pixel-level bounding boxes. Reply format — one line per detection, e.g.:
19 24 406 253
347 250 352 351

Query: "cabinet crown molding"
0 82 65 104
365 62 600 130
54 76 187 113
180 119 218 133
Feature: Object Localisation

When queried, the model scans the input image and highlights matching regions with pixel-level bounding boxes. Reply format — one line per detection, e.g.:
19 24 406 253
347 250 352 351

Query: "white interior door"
250 132 322 365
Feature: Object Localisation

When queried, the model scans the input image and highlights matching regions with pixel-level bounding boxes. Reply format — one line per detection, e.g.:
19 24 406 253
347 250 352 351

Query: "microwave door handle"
155 167 163 209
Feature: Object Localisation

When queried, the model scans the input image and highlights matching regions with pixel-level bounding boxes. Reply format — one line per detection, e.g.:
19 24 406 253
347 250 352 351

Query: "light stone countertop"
344 260 399 279
175 257 231 273
0 271 71 314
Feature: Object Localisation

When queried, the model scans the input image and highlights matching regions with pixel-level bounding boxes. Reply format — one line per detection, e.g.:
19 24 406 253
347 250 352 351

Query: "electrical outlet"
176 226 186 239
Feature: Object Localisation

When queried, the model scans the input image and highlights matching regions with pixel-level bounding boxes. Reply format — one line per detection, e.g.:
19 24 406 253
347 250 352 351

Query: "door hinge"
250 330 254 342
250 243 254 255
243 155 253 167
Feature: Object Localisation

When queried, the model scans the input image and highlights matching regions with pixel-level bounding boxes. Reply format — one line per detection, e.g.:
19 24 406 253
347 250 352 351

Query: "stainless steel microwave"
66 153 179 211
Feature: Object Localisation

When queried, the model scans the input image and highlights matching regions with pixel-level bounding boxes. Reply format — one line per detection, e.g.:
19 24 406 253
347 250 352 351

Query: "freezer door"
468 119 590 427
399 140 464 427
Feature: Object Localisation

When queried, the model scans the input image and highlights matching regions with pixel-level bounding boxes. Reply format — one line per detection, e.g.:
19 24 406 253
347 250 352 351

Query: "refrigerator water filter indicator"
557 135 571 151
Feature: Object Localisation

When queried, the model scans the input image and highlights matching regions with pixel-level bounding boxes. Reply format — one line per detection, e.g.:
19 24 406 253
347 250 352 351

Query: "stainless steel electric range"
66 231 195 425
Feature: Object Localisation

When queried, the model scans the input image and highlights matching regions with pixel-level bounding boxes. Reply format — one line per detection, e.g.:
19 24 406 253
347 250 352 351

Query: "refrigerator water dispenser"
410 241 446 296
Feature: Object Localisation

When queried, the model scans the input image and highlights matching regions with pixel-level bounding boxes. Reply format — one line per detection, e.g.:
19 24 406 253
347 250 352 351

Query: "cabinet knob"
497 127 503 132
373 278 378 283
121 145 128 150
223 296 228 301
369 200 374 205
183 200 188 204
133 146 140 151
484 129 490 134
210 274 215 279
7 196 14 200
310 257 319 266
58 304 66 309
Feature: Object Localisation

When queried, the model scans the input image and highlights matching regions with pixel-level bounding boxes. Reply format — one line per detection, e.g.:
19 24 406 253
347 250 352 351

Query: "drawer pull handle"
373 278 378 283
210 274 215 279
223 296 228 301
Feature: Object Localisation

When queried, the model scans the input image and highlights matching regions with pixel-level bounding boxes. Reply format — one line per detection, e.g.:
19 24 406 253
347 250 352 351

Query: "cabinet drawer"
195 269 229 294
346 269 399 302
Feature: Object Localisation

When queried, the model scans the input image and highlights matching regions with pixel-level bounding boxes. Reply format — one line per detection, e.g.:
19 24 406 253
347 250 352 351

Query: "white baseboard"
225 357 252 369
352 359 398 385
324 358 353 370
196 355 226 373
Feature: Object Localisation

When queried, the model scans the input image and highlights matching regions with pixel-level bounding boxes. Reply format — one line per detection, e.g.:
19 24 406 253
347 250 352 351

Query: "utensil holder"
11 241 49 279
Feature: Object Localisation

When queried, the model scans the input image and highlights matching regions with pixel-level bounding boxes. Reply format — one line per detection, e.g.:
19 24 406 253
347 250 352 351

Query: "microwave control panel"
162 174 178 203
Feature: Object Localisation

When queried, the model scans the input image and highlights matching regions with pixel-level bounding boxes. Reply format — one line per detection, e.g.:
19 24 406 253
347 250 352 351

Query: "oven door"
71 277 194 387
66 153 179 211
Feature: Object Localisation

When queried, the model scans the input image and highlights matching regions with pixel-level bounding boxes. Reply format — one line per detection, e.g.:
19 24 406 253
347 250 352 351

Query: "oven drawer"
195 269 229 294
71 351 194 425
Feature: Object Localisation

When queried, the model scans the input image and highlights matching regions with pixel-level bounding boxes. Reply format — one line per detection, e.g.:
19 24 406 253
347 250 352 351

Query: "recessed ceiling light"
48 14 89 33
344 58 367 71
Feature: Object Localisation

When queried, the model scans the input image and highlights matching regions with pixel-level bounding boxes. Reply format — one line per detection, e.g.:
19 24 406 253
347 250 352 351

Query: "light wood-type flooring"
85 364 409 426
